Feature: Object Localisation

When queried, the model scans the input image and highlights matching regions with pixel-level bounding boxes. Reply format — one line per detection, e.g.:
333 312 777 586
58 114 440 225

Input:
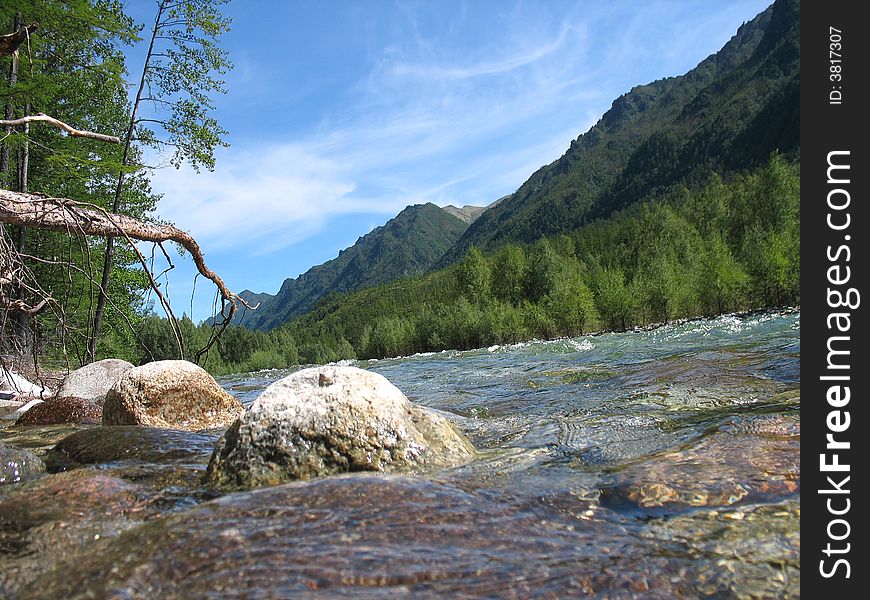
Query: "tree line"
138 154 799 373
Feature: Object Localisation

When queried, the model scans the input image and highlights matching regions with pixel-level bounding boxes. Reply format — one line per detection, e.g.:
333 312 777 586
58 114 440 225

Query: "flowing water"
0 311 800 598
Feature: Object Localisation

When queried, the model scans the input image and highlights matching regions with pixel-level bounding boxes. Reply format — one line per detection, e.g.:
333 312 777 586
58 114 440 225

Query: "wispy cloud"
150 0 771 261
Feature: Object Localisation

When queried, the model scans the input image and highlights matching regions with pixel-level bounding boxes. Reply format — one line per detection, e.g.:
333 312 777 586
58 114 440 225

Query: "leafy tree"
491 244 526 305
593 268 636 331
456 246 491 304
90 0 232 361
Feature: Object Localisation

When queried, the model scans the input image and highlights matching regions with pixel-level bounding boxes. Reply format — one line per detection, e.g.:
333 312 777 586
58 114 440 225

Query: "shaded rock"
14 396 101 426
43 426 219 472
0 445 45 485
205 365 474 489
56 359 133 406
15 475 697 599
102 360 242 431
0 398 43 421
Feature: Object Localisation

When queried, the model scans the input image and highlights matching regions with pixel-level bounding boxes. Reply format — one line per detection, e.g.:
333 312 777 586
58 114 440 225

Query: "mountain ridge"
223 202 472 329
440 0 797 264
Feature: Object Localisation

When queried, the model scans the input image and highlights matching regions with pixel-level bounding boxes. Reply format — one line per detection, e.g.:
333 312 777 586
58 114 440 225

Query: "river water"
1 311 800 598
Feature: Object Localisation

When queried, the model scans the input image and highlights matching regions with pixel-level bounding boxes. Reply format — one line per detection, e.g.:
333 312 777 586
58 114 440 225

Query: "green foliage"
456 247 490 304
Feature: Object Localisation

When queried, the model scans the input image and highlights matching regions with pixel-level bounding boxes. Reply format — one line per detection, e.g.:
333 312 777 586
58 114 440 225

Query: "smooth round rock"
56 359 133 406
44 426 219 471
102 360 242 431
204 365 475 489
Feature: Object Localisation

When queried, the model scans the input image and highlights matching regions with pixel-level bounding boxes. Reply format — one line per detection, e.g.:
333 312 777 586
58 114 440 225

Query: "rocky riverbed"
0 311 800 598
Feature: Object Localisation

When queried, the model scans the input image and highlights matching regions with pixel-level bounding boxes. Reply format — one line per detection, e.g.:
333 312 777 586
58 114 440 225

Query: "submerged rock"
14 396 101 426
0 469 155 598
205 365 475 489
102 360 242 431
14 475 695 599
604 413 800 511
43 426 219 471
56 359 133 406
0 445 45 485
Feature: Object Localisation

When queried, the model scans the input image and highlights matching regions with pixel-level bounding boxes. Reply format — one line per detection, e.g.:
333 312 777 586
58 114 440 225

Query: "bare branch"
0 113 121 144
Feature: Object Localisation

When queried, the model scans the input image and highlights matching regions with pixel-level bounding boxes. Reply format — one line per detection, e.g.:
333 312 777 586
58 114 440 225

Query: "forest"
1 0 232 372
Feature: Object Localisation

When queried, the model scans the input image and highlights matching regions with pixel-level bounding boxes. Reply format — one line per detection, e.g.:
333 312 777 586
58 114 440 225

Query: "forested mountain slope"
442 0 798 263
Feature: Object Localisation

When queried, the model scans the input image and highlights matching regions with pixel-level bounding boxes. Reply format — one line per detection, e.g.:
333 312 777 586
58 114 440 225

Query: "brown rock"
14 396 101 426
102 360 242 431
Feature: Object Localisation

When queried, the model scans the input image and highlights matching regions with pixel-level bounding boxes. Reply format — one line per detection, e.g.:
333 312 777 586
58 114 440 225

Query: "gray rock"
0 445 45 485
57 359 133 406
205 365 474 489
102 360 242 431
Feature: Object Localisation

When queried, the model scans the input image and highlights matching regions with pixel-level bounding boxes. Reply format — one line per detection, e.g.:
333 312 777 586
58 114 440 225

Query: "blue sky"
122 0 771 322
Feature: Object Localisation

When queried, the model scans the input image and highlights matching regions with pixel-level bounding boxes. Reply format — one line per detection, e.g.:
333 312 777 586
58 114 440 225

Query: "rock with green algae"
205 365 475 489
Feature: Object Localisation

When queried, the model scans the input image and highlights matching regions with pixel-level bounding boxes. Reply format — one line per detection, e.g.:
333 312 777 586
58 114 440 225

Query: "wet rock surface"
102 360 242 431
14 396 102 426
0 444 45 485
56 359 133 405
205 366 475 489
0 469 157 598
43 426 219 471
18 476 696 599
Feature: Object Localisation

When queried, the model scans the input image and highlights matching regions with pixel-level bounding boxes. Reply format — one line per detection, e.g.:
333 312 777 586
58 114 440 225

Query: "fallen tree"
0 188 251 362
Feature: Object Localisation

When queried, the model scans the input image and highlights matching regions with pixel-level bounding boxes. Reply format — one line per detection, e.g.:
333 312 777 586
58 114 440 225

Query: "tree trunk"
89 1 166 363
0 14 20 189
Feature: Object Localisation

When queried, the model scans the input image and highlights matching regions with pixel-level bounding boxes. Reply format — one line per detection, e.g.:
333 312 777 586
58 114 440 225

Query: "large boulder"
205 365 475 489
15 396 101 426
57 359 133 406
102 360 242 431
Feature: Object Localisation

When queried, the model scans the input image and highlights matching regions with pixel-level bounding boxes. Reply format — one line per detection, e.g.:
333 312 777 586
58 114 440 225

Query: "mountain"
442 204 486 224
228 203 472 330
441 0 798 264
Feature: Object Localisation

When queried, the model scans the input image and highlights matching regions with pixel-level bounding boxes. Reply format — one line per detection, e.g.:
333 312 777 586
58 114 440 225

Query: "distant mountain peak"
214 203 470 329
442 204 487 224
